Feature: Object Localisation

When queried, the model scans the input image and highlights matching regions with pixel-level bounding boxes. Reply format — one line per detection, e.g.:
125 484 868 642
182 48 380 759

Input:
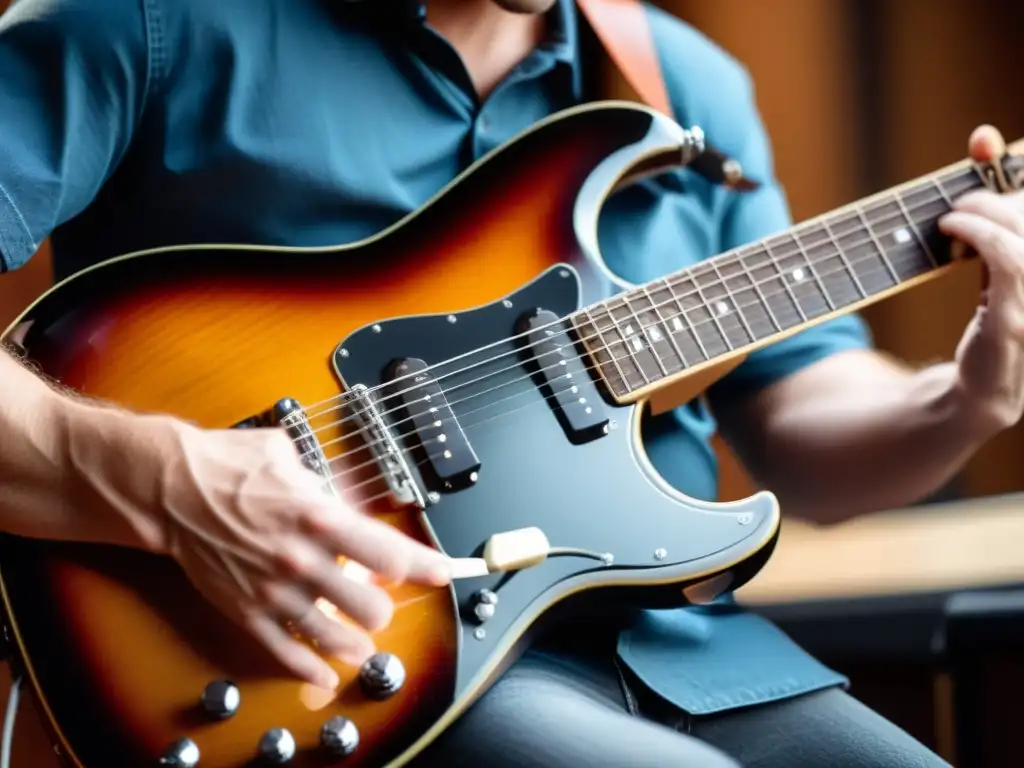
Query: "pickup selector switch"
359 652 406 699
320 716 360 757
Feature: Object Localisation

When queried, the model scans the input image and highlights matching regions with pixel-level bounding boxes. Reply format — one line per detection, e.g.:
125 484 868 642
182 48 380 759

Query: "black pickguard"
334 265 777 696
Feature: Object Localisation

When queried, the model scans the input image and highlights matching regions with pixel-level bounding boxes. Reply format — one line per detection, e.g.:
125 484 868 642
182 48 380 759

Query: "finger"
243 608 342 690
272 543 396 631
301 505 451 587
968 124 1006 163
259 580 377 663
938 210 1024 279
950 190 1024 238
301 546 396 632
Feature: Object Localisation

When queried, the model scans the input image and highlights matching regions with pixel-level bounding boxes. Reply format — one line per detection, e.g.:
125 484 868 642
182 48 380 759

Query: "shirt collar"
541 0 584 101
341 0 584 100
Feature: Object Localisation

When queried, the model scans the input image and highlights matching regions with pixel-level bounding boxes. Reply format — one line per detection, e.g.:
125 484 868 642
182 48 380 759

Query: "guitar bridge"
348 384 426 509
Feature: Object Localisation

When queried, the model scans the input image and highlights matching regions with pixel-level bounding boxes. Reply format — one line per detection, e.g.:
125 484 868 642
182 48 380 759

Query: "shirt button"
478 115 490 132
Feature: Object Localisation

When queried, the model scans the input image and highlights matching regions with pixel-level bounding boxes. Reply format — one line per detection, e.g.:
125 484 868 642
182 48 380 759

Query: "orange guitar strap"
575 0 758 190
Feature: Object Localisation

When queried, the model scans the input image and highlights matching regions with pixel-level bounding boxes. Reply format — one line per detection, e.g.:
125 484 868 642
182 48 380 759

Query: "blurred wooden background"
1 0 1024 763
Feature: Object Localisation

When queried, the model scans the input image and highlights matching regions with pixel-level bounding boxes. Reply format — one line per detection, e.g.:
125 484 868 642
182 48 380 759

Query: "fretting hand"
938 125 1024 438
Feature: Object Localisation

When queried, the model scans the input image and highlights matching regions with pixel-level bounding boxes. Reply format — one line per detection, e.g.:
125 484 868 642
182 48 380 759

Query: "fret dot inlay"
575 160 987 400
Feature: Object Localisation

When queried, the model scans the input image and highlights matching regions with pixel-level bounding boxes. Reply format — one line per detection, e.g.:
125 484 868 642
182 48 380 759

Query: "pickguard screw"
427 491 441 504
340 349 349 358
559 269 570 278
372 324 382 333
502 299 513 308
609 421 619 430
447 315 457 324
473 628 486 640
601 553 614 566
653 548 667 561
737 513 753 526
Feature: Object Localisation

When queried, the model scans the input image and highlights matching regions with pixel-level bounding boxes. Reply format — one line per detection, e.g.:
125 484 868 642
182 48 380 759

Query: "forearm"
0 349 162 549
725 352 990 524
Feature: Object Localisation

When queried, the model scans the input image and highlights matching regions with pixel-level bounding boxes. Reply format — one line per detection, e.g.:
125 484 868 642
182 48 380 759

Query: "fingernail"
320 669 340 690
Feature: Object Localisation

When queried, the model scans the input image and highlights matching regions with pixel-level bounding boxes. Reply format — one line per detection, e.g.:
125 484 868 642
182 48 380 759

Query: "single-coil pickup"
516 309 609 444
385 357 481 493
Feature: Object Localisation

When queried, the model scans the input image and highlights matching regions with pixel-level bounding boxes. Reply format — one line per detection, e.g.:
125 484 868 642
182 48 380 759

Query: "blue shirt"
0 0 870 715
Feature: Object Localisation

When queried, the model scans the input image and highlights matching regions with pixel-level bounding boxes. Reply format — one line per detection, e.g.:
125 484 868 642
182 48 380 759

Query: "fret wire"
606 302 652 385
581 306 632 393
620 293 671 378
709 260 757 342
819 217 868 300
931 175 955 207
763 240 808 322
738 249 784 333
791 230 836 310
892 190 938 267
946 166 985 196
689 267 736 351
646 282 692 367
664 277 711 359
852 203 900 283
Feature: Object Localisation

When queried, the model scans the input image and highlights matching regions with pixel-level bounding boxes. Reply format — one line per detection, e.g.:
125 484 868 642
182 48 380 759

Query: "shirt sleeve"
0 0 153 271
704 71 873 409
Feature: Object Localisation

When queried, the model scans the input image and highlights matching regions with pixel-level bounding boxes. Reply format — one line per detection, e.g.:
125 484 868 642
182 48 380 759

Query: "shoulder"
642 4 759 157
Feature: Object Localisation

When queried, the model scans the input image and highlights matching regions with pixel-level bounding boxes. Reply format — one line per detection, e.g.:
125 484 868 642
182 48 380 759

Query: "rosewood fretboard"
575 152 1024 400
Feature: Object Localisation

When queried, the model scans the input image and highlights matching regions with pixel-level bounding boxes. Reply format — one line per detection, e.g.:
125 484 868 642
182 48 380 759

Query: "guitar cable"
1 671 21 768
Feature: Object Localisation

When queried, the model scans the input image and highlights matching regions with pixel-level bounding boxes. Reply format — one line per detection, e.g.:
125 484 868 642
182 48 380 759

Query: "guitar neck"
575 149 1024 401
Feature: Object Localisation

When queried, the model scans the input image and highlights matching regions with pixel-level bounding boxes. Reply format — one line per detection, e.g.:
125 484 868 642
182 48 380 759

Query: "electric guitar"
1 102 1021 768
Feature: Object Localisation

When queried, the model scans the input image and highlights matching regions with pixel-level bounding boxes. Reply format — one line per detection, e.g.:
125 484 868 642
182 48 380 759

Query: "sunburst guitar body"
12 99 1015 767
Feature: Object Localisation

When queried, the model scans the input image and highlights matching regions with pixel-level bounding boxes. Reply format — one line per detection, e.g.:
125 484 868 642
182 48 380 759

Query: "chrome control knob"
257 727 296 764
471 589 498 623
359 652 406 699
201 679 240 719
320 715 360 757
159 737 199 768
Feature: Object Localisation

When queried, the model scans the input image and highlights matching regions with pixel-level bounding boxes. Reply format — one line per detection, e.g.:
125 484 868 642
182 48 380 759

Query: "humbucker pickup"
516 309 609 444
386 357 481 493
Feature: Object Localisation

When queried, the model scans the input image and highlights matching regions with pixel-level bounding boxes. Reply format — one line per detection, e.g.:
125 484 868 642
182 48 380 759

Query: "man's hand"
939 125 1024 439
62 402 452 692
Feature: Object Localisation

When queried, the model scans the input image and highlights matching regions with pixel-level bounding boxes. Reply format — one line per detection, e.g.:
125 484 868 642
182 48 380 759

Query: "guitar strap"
574 0 758 191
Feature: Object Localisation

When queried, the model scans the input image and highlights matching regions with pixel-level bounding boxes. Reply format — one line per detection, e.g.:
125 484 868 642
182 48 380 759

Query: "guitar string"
300 194 967 478
298 164 976 424
293 179 975 455
292 184 970 471
313 248 956 503
300 180 964 427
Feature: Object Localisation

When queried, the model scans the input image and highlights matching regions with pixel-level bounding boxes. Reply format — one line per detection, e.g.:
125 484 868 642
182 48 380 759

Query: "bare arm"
717 349 988 525
718 127 1024 526
0 347 450 689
